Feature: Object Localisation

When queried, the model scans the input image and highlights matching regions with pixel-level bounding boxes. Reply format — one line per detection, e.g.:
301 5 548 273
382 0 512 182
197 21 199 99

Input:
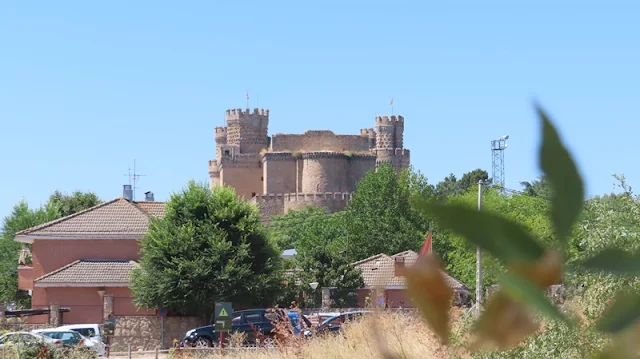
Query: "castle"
208 108 410 218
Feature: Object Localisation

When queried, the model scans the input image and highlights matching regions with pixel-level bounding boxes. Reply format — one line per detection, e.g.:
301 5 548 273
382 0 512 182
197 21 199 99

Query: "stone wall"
250 193 352 219
110 316 202 352
262 153 297 194
270 130 369 153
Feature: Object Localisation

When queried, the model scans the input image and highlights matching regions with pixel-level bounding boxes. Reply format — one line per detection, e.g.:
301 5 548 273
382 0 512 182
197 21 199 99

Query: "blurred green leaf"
596 291 640 334
500 272 568 323
419 201 544 263
582 248 640 275
537 105 584 242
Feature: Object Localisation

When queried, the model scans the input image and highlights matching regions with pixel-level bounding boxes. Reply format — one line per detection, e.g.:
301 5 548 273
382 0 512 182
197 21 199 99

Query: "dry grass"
167 311 452 359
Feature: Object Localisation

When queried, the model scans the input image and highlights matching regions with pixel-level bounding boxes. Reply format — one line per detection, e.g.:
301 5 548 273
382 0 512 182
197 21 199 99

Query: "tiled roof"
34 259 138 286
353 250 468 290
15 198 166 238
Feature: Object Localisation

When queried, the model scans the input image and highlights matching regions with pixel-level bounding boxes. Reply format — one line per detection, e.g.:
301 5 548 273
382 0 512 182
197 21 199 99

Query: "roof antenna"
124 159 146 201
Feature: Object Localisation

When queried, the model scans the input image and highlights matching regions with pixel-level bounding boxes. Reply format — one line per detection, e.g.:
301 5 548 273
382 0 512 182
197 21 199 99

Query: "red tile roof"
34 259 138 286
353 250 467 290
15 198 165 239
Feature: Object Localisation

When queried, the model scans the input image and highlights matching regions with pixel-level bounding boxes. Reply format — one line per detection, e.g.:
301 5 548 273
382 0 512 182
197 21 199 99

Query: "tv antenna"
124 159 146 201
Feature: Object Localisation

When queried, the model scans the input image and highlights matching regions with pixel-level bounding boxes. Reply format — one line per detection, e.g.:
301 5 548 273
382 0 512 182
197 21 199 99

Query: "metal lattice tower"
491 136 509 188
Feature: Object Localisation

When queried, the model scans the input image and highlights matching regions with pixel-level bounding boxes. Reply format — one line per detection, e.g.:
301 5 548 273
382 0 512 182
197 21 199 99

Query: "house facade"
15 187 164 324
352 250 469 308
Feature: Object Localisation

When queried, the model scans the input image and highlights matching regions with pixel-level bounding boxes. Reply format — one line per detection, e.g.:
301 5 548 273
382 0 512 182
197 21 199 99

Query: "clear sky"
1 0 638 221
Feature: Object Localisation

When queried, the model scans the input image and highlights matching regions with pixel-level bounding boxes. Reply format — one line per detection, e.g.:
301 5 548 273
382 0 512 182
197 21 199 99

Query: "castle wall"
263 153 297 194
271 131 369 153
347 155 377 191
250 193 353 220
219 154 263 199
301 152 350 193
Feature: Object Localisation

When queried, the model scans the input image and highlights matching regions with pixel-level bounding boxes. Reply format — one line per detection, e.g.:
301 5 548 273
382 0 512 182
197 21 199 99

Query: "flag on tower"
390 98 394 106
245 92 249 99
418 231 433 258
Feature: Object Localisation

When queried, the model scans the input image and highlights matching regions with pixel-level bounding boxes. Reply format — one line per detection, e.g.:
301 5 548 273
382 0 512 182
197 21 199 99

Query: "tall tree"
47 191 102 217
341 163 428 262
131 181 282 321
520 175 552 198
457 168 490 189
270 206 363 307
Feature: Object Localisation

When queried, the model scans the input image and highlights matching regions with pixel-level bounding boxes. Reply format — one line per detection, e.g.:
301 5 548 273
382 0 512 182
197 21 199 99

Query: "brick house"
15 188 164 324
352 250 469 308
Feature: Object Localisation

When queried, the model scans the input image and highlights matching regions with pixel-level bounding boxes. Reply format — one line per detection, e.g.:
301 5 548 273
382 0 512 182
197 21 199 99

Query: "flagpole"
390 98 394 115
246 91 249 109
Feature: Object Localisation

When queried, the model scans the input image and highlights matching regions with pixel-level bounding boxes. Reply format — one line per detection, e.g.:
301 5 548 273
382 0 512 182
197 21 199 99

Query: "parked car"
304 311 368 337
55 324 106 356
0 331 62 349
33 328 104 355
181 308 311 348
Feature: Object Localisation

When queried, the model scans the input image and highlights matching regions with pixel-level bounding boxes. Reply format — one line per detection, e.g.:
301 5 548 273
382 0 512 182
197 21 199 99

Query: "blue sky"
1 0 638 221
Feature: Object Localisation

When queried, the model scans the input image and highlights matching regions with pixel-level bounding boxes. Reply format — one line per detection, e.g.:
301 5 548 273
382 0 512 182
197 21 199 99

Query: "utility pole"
475 180 484 318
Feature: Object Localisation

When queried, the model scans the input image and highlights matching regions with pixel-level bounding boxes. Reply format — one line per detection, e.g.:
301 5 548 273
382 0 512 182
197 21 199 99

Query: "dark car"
181 308 311 347
304 311 367 337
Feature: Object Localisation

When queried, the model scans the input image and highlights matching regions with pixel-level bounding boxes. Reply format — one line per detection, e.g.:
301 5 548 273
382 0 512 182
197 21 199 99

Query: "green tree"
520 175 552 198
341 163 428 262
131 181 282 321
270 206 363 307
458 168 491 189
47 190 102 217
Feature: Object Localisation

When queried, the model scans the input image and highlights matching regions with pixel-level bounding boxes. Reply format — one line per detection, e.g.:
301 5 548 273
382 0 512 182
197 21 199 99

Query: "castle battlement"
262 152 295 161
375 115 404 126
225 108 269 122
215 126 227 136
301 151 350 160
395 148 410 156
251 192 353 202
348 153 377 160
360 128 376 137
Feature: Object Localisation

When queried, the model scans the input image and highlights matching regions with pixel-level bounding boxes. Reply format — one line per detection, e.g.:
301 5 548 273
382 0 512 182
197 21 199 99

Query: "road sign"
215 302 232 333
156 307 167 317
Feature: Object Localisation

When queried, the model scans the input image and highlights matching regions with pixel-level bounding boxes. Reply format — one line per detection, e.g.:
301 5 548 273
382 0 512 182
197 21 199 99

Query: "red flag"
419 232 432 257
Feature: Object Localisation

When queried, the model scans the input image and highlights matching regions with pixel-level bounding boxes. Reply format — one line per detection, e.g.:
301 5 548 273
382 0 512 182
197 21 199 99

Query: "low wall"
110 316 202 352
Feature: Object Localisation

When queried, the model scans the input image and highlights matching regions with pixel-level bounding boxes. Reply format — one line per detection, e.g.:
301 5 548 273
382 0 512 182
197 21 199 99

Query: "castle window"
260 176 264 182
224 150 230 155
251 192 256 198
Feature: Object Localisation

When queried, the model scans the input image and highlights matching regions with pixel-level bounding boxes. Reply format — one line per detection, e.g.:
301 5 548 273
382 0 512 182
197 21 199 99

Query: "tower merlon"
225 108 270 122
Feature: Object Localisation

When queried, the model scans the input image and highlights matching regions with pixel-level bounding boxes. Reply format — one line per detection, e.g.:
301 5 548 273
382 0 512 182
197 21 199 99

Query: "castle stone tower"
375 115 410 173
226 108 269 154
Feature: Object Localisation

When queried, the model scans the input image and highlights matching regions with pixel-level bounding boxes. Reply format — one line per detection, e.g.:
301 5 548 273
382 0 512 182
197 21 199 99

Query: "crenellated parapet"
301 151 350 160
225 108 269 122
252 192 353 202
261 152 295 162
250 192 353 220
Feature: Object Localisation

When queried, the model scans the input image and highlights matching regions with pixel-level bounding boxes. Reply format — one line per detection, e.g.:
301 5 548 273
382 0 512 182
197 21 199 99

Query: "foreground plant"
406 104 640 357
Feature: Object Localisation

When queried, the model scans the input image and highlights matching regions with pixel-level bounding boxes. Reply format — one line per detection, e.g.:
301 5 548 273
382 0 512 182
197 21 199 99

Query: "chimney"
144 191 154 201
122 185 133 202
394 256 405 276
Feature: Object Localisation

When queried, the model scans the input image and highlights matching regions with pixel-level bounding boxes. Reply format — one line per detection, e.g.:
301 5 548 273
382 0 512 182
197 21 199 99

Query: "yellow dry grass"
168 311 452 359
